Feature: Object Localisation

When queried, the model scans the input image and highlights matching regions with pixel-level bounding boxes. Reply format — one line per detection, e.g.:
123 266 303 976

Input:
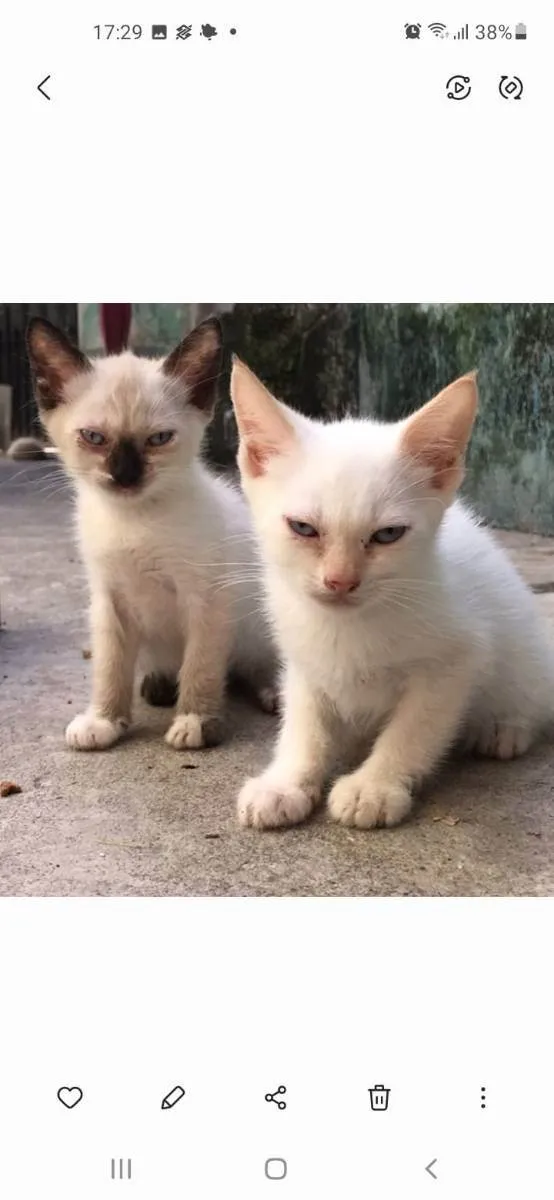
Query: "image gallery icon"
368 1084 390 1111
152 24 167 39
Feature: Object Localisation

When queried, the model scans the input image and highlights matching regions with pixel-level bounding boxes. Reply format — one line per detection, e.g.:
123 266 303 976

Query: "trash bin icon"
369 1085 390 1111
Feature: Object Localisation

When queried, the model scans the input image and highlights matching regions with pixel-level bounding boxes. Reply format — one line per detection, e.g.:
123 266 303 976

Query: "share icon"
265 1085 287 1110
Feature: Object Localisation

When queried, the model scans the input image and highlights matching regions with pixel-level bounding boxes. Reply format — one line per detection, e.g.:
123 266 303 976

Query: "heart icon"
57 1086 83 1109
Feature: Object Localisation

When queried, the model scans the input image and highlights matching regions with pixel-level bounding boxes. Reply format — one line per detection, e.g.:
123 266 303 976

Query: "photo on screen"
1 302 553 897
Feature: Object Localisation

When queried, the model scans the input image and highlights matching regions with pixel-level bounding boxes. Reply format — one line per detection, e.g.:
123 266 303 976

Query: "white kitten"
27 318 275 752
230 359 554 830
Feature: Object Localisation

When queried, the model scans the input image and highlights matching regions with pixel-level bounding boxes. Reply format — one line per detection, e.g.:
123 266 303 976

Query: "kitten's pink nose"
323 575 361 594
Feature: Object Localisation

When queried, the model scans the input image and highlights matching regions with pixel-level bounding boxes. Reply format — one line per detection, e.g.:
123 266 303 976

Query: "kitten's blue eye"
80 429 106 446
147 431 175 447
287 518 319 538
370 525 409 545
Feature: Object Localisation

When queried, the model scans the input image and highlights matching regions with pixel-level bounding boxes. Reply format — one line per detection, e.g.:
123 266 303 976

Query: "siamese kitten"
27 317 275 752
230 360 554 830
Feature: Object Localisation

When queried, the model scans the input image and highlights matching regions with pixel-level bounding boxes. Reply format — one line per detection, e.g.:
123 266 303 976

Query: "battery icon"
515 22 527 39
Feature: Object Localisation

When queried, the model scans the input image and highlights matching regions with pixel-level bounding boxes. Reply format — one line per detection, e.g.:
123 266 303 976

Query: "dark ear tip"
26 316 62 353
27 315 56 331
27 315 50 339
198 315 223 344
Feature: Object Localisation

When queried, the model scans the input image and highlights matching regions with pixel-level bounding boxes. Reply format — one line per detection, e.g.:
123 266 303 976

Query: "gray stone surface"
1 461 553 897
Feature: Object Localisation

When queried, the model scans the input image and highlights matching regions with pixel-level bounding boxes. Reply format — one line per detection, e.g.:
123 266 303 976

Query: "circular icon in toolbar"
499 75 523 99
265 1158 288 1180
446 75 472 100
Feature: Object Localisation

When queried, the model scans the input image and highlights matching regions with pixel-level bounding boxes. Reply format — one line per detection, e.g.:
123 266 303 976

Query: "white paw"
165 713 224 750
65 710 128 751
237 773 319 829
328 770 413 829
466 722 532 760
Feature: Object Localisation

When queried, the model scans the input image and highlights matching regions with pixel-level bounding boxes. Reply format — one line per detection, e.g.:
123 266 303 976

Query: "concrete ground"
1 458 554 897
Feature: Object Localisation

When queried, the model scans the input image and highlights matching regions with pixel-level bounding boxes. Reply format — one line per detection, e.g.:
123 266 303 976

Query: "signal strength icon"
453 23 469 39
428 22 447 37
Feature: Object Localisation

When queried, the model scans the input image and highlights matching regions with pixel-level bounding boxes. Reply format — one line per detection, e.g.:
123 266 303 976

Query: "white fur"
233 373 554 829
34 345 273 750
75 457 272 691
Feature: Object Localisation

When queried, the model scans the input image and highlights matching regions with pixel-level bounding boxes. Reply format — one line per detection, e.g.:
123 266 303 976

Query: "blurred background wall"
0 304 78 443
3 303 554 534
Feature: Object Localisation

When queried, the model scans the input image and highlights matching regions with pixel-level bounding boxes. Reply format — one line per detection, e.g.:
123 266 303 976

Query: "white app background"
0 901 552 1197
0 2 553 1197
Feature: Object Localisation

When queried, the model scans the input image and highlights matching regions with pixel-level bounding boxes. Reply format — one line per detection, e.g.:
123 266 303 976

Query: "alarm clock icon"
405 23 421 39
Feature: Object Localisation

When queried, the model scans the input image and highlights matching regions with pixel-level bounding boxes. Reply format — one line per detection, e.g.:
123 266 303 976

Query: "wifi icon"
428 22 447 37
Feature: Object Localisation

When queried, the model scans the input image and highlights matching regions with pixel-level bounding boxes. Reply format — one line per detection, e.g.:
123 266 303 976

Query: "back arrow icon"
37 75 51 100
425 1159 438 1179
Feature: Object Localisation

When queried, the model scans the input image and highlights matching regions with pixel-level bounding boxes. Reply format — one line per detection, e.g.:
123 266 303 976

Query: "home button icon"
265 1158 287 1180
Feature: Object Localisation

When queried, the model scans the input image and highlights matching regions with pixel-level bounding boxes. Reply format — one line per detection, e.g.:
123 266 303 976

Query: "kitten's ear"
163 317 223 415
231 357 298 478
400 372 478 493
27 318 91 411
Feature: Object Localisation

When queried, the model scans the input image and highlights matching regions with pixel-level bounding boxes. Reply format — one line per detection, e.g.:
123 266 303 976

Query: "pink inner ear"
237 411 298 478
242 439 269 478
239 425 291 477
418 440 460 490
401 434 464 492
399 374 478 493
241 417 264 439
232 358 300 477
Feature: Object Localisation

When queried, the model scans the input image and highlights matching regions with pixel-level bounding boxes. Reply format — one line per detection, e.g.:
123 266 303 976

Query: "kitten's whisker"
210 578 263 595
148 556 262 571
34 487 73 502
378 578 445 592
220 604 270 627
28 482 69 497
205 532 260 547
31 475 72 494
379 595 455 639
383 461 460 505
0 466 66 492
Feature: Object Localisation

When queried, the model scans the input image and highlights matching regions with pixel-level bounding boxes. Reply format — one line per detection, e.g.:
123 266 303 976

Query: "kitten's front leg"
66 590 138 751
238 666 332 829
165 592 231 750
328 650 476 829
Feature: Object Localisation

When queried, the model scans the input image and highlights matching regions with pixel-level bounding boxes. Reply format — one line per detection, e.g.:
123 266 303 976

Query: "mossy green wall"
79 303 194 355
78 303 554 534
360 304 554 534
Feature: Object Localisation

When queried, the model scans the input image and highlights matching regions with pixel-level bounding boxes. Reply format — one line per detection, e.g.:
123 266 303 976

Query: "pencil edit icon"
161 1085 185 1110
